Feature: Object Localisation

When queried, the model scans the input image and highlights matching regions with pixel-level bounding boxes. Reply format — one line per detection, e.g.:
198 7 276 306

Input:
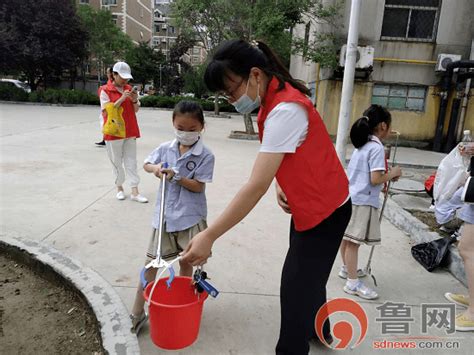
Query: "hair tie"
362 116 369 122
250 40 259 49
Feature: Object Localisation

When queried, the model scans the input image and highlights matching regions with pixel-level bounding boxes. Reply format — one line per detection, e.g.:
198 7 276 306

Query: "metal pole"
335 0 362 166
456 39 474 142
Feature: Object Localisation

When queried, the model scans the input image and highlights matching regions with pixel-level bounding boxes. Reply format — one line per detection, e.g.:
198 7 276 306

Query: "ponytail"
350 104 392 148
204 39 311 96
256 41 311 96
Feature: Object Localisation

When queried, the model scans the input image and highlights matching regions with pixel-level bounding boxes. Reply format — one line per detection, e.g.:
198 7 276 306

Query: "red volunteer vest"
258 78 349 231
102 82 140 141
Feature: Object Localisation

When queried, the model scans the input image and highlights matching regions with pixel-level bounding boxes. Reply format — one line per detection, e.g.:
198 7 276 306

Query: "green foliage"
125 42 165 88
77 5 133 75
183 65 208 99
0 0 89 88
0 83 29 102
140 95 235 112
292 0 345 69
27 89 99 105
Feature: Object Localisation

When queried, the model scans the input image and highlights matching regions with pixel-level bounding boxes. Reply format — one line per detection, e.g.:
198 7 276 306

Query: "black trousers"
276 199 352 354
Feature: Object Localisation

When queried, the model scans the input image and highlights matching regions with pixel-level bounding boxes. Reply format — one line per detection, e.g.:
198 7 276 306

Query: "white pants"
106 138 140 188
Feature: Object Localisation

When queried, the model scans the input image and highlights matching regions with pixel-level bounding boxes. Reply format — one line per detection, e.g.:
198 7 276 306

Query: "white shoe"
338 266 366 279
116 191 126 200
344 280 378 300
131 194 148 203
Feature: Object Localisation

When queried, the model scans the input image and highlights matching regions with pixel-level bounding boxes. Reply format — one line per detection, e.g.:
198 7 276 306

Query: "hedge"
140 95 236 113
0 87 236 113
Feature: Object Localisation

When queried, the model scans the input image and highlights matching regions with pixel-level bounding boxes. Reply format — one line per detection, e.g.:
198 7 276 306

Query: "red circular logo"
315 298 368 350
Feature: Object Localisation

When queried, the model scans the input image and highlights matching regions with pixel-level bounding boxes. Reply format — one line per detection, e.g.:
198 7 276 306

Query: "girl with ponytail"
339 104 402 300
182 39 352 352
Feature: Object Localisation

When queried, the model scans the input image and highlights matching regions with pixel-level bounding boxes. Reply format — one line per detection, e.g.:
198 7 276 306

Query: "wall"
315 80 473 141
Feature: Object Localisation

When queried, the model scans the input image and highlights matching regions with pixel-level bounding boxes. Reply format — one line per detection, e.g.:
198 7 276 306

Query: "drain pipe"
456 39 474 142
445 71 474 152
433 60 474 152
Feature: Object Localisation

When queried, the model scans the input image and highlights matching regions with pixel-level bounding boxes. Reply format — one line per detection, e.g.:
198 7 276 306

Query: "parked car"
0 79 31 93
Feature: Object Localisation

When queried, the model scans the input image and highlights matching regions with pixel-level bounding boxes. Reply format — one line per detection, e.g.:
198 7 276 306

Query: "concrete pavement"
0 103 471 354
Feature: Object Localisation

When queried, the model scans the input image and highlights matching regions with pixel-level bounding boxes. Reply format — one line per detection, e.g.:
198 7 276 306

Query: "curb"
0 236 140 355
382 197 467 287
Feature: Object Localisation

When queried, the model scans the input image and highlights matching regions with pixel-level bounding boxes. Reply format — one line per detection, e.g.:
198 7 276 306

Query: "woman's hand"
276 183 291 214
180 231 214 266
153 164 163 179
120 90 133 102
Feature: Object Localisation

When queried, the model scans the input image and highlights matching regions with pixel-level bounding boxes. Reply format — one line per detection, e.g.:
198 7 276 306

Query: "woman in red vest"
100 61 148 203
181 40 351 353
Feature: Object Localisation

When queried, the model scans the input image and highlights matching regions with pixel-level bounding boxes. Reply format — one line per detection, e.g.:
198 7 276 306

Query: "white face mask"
175 129 200 146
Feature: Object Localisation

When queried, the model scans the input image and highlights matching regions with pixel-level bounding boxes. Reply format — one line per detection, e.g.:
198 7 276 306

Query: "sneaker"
455 312 474 332
95 140 106 146
116 191 126 200
131 194 148 203
445 292 469 307
343 280 378 300
338 266 366 279
130 312 148 335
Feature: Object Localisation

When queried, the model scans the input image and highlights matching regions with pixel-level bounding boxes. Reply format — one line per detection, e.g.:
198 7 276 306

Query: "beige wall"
315 81 473 141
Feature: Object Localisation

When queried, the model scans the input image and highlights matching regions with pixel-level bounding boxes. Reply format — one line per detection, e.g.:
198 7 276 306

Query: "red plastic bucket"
143 276 208 350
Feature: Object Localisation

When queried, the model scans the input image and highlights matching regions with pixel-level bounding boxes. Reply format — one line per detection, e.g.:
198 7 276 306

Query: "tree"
183 64 208 98
292 0 345 69
0 0 89 89
77 4 134 81
125 42 165 91
172 0 313 136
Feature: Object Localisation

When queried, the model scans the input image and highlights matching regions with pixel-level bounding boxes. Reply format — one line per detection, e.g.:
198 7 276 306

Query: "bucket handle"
145 256 182 308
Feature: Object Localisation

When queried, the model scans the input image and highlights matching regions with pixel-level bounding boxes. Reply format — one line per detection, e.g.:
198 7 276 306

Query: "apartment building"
290 0 474 143
77 0 153 44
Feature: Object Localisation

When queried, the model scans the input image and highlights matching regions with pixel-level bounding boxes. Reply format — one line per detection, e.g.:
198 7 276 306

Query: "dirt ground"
0 252 104 355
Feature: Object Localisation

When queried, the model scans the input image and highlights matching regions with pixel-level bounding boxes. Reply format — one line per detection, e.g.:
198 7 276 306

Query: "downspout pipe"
444 71 474 152
433 60 474 152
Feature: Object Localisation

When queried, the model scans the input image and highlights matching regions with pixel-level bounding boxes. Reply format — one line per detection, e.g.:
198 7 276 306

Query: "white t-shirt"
259 102 308 153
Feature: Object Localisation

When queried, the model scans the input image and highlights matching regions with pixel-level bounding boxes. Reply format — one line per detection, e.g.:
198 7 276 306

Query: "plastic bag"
102 102 126 138
433 144 468 205
411 236 456 272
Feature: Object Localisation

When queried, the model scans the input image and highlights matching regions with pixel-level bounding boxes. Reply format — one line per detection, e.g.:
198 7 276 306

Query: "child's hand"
389 166 402 181
153 164 163 179
160 167 175 181
460 142 474 156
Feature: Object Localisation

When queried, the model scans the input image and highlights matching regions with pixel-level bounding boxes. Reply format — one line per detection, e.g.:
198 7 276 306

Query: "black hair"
172 100 205 126
204 39 311 96
350 104 392 148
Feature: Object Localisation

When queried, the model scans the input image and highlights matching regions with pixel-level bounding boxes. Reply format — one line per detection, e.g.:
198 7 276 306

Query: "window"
372 84 426 111
193 47 200 55
169 26 175 34
102 0 117 5
192 57 199 63
79 0 89 4
303 22 311 57
381 0 440 41
155 24 161 33
111 14 118 25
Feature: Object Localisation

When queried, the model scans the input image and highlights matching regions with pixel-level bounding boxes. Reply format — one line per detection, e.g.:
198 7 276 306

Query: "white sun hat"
112 61 133 80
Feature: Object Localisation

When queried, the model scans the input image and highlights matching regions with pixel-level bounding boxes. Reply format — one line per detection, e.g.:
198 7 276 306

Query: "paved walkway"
0 103 471 354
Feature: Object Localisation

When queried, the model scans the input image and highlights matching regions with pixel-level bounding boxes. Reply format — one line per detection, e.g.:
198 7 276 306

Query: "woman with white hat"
99 61 148 203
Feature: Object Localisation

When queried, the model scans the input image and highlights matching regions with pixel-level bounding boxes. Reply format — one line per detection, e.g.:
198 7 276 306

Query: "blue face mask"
231 79 260 114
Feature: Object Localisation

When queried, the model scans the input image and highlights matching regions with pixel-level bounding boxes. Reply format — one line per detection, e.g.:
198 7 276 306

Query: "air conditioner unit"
339 45 374 69
162 24 167 29
436 54 462 71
